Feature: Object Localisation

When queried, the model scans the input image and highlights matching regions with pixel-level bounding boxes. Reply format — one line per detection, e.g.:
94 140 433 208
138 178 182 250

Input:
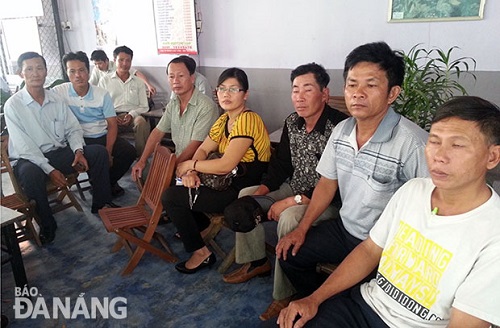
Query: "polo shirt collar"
110 71 133 83
341 107 401 143
68 83 94 100
294 103 331 134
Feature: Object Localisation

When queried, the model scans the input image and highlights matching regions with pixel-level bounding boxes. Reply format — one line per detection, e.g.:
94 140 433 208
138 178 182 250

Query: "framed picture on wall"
389 0 486 22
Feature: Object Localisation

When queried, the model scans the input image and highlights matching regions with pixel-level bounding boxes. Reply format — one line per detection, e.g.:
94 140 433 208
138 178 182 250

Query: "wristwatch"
74 148 84 155
294 194 303 205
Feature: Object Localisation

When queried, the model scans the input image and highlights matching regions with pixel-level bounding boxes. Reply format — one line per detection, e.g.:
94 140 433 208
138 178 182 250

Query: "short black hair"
217 68 249 92
290 63 330 90
112 46 133 59
90 50 108 62
17 52 46 73
432 96 500 145
62 51 90 71
343 41 404 91
166 56 196 75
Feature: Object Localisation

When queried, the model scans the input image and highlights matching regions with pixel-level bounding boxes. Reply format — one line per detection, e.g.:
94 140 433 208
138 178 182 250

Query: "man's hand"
72 150 88 173
49 169 68 188
277 297 319 328
268 198 294 221
131 161 146 181
146 84 157 97
276 227 307 261
117 114 133 126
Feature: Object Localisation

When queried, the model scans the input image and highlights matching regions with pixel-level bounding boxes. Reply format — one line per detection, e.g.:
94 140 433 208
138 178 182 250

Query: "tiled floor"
1 173 274 327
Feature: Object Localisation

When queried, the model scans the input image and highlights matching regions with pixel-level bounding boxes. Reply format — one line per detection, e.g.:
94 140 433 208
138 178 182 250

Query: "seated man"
98 45 150 156
271 96 500 328
131 55 219 181
270 41 429 319
53 51 136 197
222 63 348 321
89 49 156 97
3 52 115 244
169 55 212 99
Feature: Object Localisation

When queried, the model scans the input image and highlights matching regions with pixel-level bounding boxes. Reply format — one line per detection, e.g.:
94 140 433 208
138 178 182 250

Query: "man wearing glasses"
131 56 218 182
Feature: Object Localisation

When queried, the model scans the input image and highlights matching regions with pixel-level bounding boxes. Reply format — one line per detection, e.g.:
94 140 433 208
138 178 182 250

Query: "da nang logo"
14 286 127 320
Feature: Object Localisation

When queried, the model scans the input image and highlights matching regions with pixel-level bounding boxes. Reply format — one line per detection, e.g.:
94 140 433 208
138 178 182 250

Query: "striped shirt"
53 83 115 138
209 110 271 163
317 107 429 240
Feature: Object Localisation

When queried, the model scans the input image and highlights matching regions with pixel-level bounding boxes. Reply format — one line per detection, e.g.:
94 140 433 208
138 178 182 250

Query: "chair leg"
217 246 236 274
74 180 87 201
122 247 147 276
65 188 83 212
25 216 41 246
116 229 178 275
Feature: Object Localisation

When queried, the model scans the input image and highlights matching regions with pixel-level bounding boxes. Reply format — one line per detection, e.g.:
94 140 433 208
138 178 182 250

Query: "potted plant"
393 44 476 130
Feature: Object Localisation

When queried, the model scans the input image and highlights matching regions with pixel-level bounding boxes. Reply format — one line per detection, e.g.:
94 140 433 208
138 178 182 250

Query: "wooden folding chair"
1 136 42 246
1 134 82 214
99 143 178 275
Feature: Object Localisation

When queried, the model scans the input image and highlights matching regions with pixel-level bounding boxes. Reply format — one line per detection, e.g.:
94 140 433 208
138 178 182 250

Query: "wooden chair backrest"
328 95 350 116
1 135 25 197
140 143 176 210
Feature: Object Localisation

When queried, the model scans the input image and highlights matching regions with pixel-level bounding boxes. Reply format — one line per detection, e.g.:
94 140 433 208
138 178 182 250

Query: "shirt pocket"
53 119 65 139
361 173 401 212
126 87 140 106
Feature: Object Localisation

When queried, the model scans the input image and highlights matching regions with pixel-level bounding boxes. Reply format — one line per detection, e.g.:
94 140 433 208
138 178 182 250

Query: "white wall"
198 0 500 71
57 0 500 131
59 0 500 70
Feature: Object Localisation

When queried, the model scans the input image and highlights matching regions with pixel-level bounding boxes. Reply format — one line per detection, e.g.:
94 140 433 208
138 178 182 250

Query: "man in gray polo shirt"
131 56 218 181
273 42 430 307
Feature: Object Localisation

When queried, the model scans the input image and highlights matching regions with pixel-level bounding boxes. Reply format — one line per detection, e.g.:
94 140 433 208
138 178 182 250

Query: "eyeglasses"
216 86 244 94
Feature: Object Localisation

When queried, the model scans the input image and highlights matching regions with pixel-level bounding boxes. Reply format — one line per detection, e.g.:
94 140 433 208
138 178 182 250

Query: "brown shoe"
259 297 292 321
222 260 271 284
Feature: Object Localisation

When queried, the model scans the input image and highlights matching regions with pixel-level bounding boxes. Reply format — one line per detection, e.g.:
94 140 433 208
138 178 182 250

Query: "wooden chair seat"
101 206 152 232
99 143 178 275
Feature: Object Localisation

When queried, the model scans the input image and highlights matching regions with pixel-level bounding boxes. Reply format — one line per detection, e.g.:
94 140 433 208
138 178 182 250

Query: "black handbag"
224 195 275 232
198 152 238 191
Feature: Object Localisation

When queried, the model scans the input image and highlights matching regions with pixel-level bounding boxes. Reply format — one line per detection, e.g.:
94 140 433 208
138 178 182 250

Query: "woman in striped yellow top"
164 67 271 274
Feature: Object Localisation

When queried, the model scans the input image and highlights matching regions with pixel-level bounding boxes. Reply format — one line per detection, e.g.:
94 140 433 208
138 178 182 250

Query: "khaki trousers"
234 184 339 300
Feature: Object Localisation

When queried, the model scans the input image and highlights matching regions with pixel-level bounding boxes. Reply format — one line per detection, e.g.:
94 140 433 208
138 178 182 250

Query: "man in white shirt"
4 52 115 245
89 49 156 97
98 46 150 156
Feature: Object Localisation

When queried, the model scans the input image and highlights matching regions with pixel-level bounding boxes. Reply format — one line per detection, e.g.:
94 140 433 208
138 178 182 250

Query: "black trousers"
14 145 111 234
260 286 388 328
84 135 136 185
279 218 364 298
163 185 238 253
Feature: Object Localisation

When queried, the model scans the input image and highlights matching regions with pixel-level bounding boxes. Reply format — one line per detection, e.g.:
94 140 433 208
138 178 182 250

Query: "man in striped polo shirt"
54 51 136 200
273 42 430 317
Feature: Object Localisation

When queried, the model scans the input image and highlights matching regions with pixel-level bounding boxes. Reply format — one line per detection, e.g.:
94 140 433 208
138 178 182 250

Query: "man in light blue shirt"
53 51 136 197
4 52 114 245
